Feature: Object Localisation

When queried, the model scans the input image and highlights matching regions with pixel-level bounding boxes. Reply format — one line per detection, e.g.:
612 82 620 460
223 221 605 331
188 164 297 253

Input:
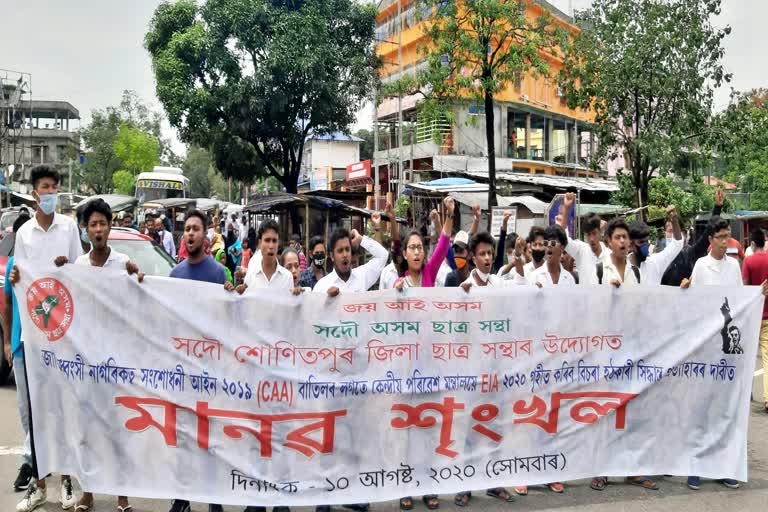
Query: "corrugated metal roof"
463 170 619 192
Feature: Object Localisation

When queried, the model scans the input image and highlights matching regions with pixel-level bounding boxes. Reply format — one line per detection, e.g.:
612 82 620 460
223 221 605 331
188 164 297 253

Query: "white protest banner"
18 261 762 506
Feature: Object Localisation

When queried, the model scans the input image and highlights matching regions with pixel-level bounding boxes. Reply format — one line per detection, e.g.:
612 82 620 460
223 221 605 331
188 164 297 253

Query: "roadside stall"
75 194 139 225
140 197 197 246
243 192 402 253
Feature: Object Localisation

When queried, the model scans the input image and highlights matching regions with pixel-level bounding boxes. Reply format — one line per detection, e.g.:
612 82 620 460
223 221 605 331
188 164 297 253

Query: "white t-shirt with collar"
244 253 294 290
690 254 743 287
75 247 130 269
14 213 83 264
313 236 389 294
529 264 577 288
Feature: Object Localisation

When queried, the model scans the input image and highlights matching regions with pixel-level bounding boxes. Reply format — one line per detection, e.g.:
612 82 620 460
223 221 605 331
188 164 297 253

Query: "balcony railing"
415 119 450 146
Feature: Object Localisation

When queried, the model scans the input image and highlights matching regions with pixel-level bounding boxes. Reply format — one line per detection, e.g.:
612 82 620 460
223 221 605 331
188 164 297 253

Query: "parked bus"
135 166 190 203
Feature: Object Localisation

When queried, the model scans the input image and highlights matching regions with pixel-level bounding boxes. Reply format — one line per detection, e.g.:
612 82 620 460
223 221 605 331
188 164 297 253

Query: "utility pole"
372 0 380 210
68 159 73 193
396 0 404 198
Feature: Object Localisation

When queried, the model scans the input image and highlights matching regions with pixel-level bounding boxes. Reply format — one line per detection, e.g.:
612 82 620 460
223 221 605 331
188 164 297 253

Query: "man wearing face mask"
498 226 546 280
299 236 328 289
444 231 471 287
9 165 82 512
607 205 682 287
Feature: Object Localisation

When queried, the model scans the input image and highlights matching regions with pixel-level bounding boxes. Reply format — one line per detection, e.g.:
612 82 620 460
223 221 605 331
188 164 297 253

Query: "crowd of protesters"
5 165 768 512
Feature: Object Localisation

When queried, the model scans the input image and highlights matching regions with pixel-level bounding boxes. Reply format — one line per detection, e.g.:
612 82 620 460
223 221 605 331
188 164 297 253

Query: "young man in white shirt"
498 226 546 281
10 165 83 512
529 226 576 288
590 207 682 287
232 219 294 294
558 192 610 280
682 216 745 492
313 224 388 296
456 231 515 506
54 198 140 512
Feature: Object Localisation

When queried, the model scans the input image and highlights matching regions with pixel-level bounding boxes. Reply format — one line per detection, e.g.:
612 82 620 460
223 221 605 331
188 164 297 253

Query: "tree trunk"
484 88 497 232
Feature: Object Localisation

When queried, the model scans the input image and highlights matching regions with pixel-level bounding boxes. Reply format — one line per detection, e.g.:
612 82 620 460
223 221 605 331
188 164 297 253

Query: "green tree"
145 0 379 196
113 123 161 176
112 170 135 195
708 89 768 209
183 146 215 198
559 0 730 220
392 0 561 229
78 109 123 194
355 129 374 161
77 91 167 193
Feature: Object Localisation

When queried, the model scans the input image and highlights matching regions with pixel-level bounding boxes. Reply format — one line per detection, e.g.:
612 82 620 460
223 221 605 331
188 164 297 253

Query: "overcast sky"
0 0 764 155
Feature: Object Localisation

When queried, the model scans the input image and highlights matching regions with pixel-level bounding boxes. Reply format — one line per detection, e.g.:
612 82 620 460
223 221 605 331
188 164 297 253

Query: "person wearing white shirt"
314 224 388 295
529 226 577 289
498 226 546 281
58 198 139 512
686 218 743 288
682 216 743 492
235 219 294 292
153 217 177 260
558 192 610 281
590 207 683 287
455 230 516 506
379 261 399 290
10 165 83 512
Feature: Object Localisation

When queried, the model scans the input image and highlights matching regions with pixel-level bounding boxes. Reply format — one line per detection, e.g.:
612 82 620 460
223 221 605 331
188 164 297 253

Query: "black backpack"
596 262 640 284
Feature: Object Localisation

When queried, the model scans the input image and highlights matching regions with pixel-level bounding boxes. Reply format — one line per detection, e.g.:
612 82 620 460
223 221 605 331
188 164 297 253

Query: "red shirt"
742 252 768 319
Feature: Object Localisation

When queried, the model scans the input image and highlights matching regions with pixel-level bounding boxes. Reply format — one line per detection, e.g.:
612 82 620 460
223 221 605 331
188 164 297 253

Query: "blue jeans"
13 355 32 467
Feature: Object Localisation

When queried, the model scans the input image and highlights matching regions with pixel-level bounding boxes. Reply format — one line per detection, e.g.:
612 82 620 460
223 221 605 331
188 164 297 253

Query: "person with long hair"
396 197 454 512
394 196 455 292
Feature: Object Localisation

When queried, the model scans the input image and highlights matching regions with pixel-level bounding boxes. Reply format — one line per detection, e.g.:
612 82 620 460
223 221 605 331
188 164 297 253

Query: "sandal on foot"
626 477 659 490
117 506 133 512
422 495 440 510
548 482 565 493
454 492 470 507
486 488 514 502
591 477 608 491
75 506 92 512
513 486 528 496
399 498 414 511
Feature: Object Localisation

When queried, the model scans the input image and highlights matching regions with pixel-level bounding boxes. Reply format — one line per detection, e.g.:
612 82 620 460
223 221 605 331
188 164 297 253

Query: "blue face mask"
38 193 58 215
80 227 90 244
639 244 650 257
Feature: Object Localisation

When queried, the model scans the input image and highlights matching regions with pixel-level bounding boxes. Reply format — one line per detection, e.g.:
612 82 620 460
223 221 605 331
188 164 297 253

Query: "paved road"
0 361 766 512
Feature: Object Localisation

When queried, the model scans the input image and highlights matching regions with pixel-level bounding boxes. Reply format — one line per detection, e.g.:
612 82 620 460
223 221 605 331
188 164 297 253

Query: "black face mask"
313 254 326 267
531 249 546 263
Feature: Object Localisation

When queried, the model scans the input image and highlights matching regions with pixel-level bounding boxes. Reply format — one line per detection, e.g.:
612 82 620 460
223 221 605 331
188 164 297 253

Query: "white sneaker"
16 483 46 512
60 478 76 509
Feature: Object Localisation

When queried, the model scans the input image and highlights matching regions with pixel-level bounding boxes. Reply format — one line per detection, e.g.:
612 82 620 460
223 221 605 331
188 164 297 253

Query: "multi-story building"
373 0 600 200
300 131 364 192
1 73 80 195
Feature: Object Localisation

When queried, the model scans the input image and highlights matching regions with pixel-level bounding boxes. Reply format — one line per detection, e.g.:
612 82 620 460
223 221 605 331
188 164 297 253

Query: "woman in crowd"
396 197 454 511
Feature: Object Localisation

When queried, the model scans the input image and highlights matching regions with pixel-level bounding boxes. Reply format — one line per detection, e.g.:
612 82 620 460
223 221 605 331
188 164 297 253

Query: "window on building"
420 1 433 19
31 144 50 164
514 72 522 91
507 110 526 159
57 145 68 163
530 115 546 161
403 5 415 28
551 120 568 163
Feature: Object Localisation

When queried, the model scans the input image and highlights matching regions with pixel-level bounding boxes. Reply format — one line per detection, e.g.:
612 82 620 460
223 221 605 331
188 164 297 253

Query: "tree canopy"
145 0 379 193
77 90 167 194
560 0 730 220
393 0 561 228
708 89 768 209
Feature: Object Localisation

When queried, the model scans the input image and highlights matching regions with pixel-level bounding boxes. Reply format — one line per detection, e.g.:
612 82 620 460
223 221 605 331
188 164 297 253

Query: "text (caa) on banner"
18 261 763 506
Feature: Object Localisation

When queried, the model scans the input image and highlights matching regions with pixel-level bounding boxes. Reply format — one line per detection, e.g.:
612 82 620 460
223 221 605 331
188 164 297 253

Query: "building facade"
373 0 601 200
300 132 363 192
1 86 80 195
